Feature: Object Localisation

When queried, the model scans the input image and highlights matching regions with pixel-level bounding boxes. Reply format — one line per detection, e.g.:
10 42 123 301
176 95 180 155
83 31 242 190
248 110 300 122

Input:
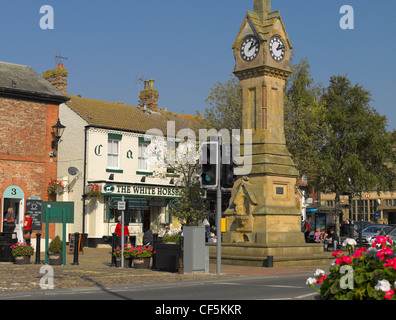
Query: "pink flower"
385 289 395 300
335 256 352 265
316 274 328 283
332 250 343 257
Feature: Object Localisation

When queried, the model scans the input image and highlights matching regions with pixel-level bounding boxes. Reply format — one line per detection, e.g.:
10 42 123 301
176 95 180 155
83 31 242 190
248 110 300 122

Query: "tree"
313 75 396 235
284 58 328 192
203 74 241 131
150 139 208 226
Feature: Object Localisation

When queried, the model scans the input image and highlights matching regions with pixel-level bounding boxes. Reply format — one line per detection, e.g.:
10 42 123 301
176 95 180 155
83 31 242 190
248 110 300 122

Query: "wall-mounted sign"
103 183 180 198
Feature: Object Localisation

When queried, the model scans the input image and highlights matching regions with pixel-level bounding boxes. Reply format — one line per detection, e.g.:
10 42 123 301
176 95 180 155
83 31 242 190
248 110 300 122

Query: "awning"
108 197 148 210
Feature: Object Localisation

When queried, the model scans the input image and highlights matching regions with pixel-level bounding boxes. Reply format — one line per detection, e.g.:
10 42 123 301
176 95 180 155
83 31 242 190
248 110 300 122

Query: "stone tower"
224 0 305 246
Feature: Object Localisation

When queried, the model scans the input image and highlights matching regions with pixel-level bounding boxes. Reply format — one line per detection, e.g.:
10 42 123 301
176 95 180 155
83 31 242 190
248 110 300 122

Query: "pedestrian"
164 225 173 237
320 229 328 243
324 229 339 251
115 216 130 246
3 207 16 234
22 213 33 246
303 220 311 242
314 228 321 243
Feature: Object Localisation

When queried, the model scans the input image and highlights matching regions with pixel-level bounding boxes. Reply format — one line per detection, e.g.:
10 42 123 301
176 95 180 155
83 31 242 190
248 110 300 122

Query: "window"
108 139 120 169
138 142 149 171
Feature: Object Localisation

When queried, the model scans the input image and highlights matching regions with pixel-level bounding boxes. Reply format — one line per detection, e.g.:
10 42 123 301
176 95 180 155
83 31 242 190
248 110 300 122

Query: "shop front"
100 182 181 246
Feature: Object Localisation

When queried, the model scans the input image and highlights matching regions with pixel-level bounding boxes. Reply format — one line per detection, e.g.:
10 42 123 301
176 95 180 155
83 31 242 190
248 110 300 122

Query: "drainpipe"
82 126 88 246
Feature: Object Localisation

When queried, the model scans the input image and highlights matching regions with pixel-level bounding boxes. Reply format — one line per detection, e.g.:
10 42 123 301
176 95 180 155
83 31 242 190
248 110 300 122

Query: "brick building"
0 61 68 243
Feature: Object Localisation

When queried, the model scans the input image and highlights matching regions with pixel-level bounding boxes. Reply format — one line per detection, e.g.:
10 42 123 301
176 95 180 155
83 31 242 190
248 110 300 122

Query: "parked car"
385 227 396 243
355 224 395 246
341 221 372 238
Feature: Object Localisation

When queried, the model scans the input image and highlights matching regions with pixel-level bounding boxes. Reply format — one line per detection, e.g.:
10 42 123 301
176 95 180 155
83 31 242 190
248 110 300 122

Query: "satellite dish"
68 167 80 176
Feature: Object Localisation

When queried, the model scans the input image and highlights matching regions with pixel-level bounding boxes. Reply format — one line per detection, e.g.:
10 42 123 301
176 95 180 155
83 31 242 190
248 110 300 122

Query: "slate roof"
0 61 68 102
65 94 197 135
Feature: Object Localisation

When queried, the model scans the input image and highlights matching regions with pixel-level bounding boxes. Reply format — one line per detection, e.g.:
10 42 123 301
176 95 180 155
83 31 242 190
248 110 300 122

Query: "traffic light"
200 141 219 188
221 144 236 188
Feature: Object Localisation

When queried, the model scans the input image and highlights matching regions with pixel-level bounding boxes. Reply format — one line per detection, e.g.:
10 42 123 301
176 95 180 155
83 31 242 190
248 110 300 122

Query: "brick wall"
0 96 59 238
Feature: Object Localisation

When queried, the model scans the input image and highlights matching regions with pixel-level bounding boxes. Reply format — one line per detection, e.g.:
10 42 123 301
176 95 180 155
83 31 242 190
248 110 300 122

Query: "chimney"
139 78 159 111
42 63 68 95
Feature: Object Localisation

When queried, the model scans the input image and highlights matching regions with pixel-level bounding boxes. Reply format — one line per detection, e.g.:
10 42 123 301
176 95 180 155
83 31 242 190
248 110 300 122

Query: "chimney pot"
149 79 154 89
144 80 149 90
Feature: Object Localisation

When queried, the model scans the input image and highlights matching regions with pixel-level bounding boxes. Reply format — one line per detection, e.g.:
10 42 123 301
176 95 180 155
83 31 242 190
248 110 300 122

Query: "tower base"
208 242 333 267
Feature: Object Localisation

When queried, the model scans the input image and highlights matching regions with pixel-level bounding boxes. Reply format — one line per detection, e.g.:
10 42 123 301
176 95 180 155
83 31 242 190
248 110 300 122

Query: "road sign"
364 194 371 198
117 201 126 211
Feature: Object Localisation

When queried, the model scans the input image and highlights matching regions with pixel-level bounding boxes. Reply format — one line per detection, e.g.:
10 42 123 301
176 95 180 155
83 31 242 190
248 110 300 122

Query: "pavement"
0 247 330 292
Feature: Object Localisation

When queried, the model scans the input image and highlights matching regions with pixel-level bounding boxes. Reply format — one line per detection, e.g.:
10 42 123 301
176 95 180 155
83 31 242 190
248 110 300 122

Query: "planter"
132 257 151 269
14 255 31 265
48 253 62 265
115 257 131 268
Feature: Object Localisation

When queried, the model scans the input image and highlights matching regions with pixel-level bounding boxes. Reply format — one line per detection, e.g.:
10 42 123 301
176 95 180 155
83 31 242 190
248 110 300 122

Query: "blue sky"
1 0 395 129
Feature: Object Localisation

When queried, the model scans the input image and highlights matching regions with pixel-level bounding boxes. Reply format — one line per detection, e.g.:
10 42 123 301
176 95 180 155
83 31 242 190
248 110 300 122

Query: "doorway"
2 185 25 241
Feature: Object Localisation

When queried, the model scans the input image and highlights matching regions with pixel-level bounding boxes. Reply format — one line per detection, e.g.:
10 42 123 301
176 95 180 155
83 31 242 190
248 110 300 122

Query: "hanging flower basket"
47 179 65 196
87 183 102 197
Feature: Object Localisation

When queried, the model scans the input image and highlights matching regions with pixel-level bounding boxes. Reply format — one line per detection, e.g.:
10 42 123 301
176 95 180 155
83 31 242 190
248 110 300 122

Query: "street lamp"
51 118 66 149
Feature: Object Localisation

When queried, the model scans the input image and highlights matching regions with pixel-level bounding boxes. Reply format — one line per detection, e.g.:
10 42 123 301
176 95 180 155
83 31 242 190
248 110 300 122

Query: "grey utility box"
183 226 208 273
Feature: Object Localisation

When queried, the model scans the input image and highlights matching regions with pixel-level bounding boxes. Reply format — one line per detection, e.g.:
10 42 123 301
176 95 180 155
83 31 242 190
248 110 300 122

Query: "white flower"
314 269 325 277
306 277 316 286
342 238 357 247
374 279 391 292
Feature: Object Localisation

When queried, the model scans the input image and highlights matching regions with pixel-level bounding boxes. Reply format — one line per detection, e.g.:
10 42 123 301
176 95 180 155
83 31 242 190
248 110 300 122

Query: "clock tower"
224 0 306 247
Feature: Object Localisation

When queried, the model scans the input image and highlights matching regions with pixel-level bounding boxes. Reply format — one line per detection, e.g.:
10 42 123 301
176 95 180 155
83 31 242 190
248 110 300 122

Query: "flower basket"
113 244 132 268
130 246 154 269
307 236 396 300
47 179 65 196
87 183 102 198
10 242 34 264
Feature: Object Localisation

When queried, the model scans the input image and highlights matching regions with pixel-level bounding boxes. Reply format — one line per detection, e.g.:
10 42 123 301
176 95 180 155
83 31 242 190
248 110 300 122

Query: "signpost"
41 202 74 266
118 196 126 268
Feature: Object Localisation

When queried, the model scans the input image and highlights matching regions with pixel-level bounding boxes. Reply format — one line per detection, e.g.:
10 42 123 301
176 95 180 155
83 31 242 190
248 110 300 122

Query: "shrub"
48 235 62 253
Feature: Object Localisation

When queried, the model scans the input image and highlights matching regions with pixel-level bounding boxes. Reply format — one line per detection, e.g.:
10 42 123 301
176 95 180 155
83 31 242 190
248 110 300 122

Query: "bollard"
35 233 41 264
111 233 118 267
72 232 79 265
178 236 184 275
267 256 273 268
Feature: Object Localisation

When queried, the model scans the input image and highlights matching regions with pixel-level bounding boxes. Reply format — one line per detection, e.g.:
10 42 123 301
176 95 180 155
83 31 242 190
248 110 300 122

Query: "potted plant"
10 242 34 264
307 235 396 300
130 246 155 269
113 244 132 268
47 179 65 196
48 235 63 265
87 183 102 198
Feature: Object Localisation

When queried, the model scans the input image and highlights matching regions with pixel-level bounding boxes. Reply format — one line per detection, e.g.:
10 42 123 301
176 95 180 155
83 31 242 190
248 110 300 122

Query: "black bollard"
72 232 79 265
111 233 118 267
267 256 274 268
35 233 41 264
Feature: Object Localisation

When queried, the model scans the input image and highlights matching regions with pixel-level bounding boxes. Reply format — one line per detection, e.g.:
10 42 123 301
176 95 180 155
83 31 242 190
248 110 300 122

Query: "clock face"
269 35 285 62
240 35 260 62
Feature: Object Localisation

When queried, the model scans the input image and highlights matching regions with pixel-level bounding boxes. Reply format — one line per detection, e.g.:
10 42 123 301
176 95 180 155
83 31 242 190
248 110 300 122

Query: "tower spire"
254 0 271 21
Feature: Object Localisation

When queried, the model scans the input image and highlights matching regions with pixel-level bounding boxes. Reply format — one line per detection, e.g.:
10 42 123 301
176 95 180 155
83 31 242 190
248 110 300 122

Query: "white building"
44 66 194 247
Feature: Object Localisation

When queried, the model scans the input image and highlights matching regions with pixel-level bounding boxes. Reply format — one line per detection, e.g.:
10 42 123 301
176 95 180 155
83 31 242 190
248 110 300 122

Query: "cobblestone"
0 247 328 292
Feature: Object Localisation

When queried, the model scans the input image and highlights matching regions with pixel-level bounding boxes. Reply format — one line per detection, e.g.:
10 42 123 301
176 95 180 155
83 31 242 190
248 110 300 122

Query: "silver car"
355 224 394 246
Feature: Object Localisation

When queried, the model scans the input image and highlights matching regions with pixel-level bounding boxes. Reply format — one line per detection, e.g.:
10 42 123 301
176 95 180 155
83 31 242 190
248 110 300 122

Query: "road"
0 272 318 301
